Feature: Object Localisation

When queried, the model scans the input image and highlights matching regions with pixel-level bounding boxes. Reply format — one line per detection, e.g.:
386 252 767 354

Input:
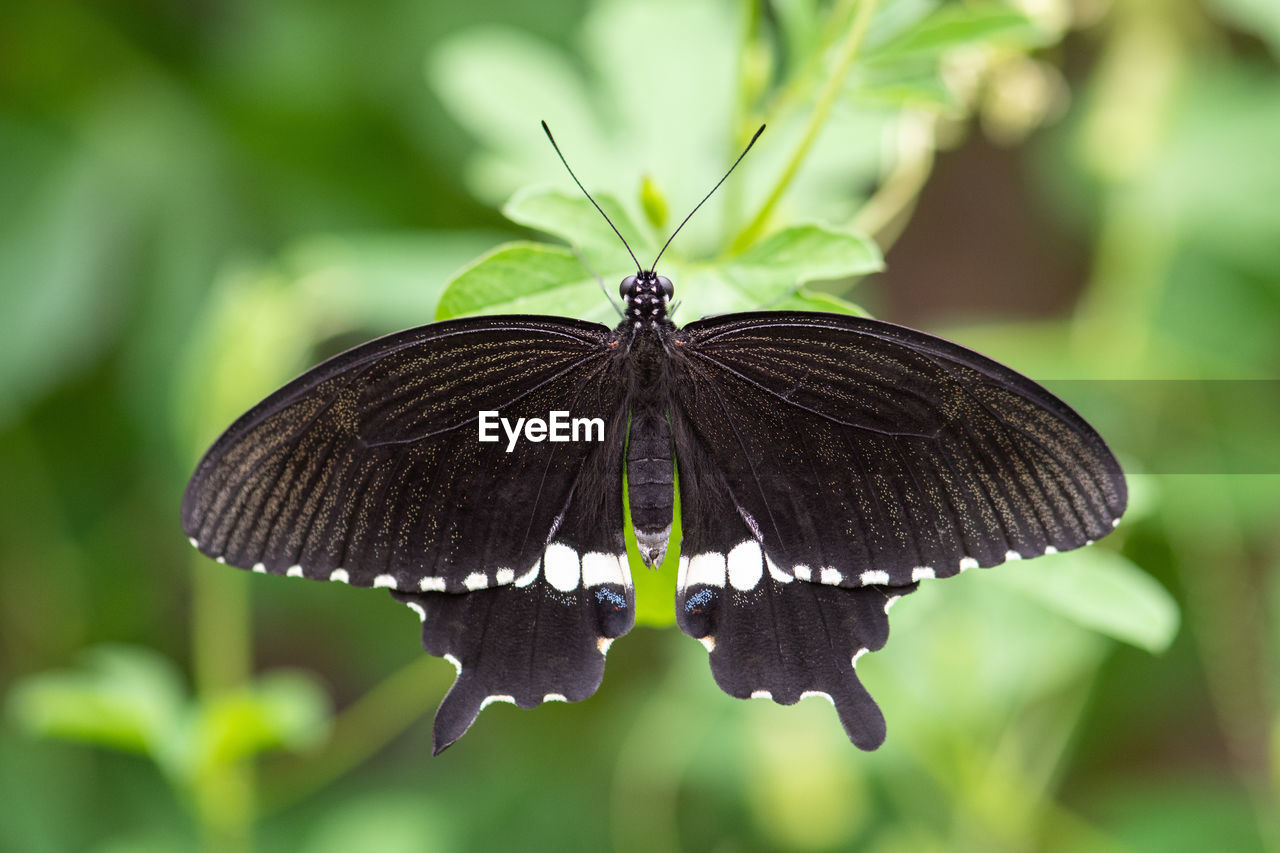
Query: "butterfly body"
618 271 679 567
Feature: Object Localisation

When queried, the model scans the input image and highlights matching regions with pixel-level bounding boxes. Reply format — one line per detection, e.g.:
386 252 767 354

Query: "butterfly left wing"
182 316 633 751
668 311 1127 748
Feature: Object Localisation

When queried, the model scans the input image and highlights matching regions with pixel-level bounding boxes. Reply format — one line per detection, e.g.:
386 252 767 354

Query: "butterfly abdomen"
626 409 674 568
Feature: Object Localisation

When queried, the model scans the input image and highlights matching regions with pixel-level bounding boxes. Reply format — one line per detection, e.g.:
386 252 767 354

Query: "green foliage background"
1 0 1277 850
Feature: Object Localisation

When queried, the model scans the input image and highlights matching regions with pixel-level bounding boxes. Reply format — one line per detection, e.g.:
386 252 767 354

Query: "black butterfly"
182 125 1126 754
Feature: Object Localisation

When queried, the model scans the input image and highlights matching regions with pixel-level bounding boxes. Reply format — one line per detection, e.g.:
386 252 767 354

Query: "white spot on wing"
750 690 772 700
543 693 568 703
852 648 868 668
463 572 488 590
596 637 613 656
800 691 835 706
495 568 514 585
766 554 792 583
1044 546 1059 555
286 565 303 578
188 537 199 548
727 541 764 591
1005 550 1023 562
860 569 890 585
699 636 715 653
1112 517 1121 528
793 565 812 582
582 551 623 587
329 569 349 583
883 595 900 614
959 557 979 571
677 556 689 589
544 543 581 592
480 695 516 710
686 552 726 588
405 601 426 621
252 563 265 574
911 567 935 581
373 573 397 589
514 562 540 588
215 556 226 564
820 567 842 585
419 576 446 592
443 653 462 674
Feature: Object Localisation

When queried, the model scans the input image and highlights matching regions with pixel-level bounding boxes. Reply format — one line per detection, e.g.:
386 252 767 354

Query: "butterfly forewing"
671 312 1126 589
183 317 627 589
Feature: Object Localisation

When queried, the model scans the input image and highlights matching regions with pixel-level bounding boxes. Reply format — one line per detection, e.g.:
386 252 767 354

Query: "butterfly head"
621 270 673 324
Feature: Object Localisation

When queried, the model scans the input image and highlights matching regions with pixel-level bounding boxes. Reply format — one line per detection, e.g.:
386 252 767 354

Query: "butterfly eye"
657 276 674 299
619 275 638 299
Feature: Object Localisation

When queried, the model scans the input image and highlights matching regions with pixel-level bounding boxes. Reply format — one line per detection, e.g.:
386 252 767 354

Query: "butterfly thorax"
617 270 677 568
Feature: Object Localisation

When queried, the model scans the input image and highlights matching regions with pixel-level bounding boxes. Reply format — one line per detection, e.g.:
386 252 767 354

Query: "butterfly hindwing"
674 505 914 749
672 312 1126 589
394 504 633 753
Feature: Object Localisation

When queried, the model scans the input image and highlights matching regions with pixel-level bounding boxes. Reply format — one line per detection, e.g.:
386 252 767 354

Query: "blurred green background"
2 0 1278 850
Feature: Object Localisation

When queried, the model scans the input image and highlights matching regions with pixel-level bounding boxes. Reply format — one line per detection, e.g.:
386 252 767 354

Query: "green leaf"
850 65 957 109
174 263 321 453
639 174 669 231
723 224 882 302
427 28 603 201
190 670 331 771
503 188 650 274
7 645 185 758
771 287 867 316
864 2 1040 63
303 793 457 853
283 231 503 330
0 137 128 427
872 570 1106 731
992 549 1179 654
631 550 678 628
435 242 614 323
1207 0 1280 58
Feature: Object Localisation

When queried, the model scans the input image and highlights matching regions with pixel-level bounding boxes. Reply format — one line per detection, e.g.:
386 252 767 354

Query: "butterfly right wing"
667 311 1126 748
182 316 634 751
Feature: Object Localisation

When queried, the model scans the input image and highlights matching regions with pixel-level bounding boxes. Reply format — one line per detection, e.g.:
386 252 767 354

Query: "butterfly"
182 124 1126 754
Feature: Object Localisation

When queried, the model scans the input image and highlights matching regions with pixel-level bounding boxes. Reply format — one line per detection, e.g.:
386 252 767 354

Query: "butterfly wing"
669 311 1126 748
182 316 633 751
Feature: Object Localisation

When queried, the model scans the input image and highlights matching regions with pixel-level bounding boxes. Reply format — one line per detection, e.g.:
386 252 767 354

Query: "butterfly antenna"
650 124 765 272
542 121 642 273
579 251 625 318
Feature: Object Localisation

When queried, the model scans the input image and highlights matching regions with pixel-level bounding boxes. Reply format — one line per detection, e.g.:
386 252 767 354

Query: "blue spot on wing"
684 588 714 612
595 587 626 608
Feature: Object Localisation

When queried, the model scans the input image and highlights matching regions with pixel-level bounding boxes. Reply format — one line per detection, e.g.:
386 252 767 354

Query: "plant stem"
758 0 860 136
191 559 255 852
262 656 444 810
851 109 936 244
730 0 880 252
